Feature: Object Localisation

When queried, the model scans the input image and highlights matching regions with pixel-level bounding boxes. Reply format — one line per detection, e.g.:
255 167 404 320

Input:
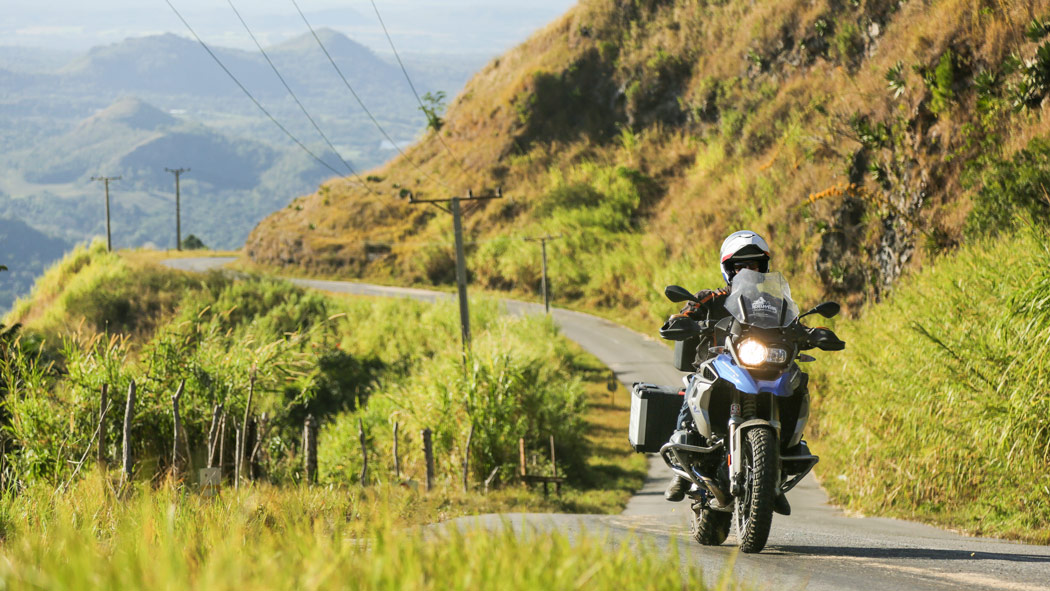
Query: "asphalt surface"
165 257 1050 590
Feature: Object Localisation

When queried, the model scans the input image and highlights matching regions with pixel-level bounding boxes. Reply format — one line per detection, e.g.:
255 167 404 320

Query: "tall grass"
810 225 1050 543
1 248 643 510
0 477 717 591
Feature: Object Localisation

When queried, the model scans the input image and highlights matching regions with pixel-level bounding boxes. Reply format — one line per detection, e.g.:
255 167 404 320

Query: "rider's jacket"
672 287 732 369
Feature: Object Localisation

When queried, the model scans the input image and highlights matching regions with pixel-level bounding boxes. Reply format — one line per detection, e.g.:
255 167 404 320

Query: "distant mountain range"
0 29 485 312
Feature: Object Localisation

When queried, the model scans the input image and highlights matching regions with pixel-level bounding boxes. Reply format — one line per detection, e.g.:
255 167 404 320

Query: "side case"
628 382 682 453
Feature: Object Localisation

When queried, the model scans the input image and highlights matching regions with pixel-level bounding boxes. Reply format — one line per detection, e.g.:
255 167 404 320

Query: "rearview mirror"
801 301 840 319
665 285 698 303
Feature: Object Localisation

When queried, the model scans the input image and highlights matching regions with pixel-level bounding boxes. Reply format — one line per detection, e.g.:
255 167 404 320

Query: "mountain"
244 0 1050 316
3 95 340 250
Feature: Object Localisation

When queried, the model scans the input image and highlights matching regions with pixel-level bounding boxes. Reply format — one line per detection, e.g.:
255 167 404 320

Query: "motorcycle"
656 270 845 553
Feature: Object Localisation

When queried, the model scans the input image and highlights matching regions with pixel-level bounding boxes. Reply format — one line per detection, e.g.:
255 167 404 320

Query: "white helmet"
719 230 771 283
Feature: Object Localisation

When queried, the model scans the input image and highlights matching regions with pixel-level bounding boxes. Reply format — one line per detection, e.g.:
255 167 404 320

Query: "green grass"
809 225 1050 543
1 246 646 515
0 475 721 591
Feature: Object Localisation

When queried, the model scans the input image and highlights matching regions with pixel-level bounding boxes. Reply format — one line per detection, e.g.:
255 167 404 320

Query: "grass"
808 225 1050 544
1 246 646 515
0 475 721 591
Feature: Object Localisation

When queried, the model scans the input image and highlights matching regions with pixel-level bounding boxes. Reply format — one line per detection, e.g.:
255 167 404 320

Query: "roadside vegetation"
1 241 644 507
0 478 716 591
810 225 1050 544
0 244 658 588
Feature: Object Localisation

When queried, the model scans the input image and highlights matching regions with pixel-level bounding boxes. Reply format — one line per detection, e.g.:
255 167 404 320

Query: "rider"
664 230 772 502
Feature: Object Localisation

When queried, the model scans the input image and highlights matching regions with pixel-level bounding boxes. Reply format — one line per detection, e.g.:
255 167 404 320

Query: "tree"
420 91 447 132
181 235 207 250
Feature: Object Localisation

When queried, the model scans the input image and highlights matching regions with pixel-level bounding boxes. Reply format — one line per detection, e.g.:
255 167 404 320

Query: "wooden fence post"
392 421 400 481
238 371 256 489
121 381 136 484
234 427 242 489
218 410 228 478
550 434 560 496
171 379 185 477
462 424 474 493
304 414 317 484
207 404 222 469
98 384 109 467
422 427 434 492
358 418 367 487
519 437 527 479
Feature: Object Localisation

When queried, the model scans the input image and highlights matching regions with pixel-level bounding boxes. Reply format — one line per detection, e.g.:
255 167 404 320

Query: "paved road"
165 257 1050 590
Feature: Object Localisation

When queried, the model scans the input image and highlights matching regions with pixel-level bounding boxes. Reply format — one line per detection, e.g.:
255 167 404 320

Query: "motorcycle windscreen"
725 270 800 329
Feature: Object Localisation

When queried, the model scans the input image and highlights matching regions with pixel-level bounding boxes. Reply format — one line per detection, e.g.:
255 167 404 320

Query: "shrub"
965 136 1050 237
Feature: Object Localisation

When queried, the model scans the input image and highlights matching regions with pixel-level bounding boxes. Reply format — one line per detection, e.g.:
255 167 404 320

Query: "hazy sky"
5 0 579 55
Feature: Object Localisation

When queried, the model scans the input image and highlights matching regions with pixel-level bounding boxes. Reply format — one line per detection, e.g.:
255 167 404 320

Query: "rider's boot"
664 475 689 502
773 493 791 515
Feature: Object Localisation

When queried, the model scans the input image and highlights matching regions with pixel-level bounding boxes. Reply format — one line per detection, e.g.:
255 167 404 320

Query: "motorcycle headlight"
737 339 788 367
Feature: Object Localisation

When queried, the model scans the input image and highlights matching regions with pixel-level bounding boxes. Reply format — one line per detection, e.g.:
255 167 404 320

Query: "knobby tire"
735 428 777 553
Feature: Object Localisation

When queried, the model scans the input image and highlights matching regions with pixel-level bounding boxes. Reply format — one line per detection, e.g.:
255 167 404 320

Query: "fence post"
550 434 560 497
304 414 317 484
358 418 367 487
234 427 242 489
98 384 109 467
218 410 228 478
207 404 222 469
171 379 185 477
392 421 400 481
238 371 256 489
462 424 474 493
519 437 527 479
121 381 136 484
422 427 434 492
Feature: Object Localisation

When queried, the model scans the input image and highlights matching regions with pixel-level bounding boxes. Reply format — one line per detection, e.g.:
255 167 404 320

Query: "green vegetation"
1 243 644 511
810 227 1050 543
0 478 715 591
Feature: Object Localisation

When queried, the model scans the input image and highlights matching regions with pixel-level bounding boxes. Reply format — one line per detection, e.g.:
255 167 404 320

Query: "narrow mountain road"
165 257 1050 590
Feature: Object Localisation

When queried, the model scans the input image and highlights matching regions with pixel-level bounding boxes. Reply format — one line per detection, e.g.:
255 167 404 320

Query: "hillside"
245 0 1050 320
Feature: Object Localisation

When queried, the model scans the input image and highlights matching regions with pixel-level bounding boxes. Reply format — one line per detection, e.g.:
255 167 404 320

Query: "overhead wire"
225 0 374 193
162 0 369 188
290 0 455 191
368 0 469 173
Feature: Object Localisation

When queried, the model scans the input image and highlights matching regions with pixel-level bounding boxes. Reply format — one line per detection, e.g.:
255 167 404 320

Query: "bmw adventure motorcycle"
657 270 844 553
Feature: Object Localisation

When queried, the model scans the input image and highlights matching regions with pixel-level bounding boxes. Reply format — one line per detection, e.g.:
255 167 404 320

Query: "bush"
965 136 1050 237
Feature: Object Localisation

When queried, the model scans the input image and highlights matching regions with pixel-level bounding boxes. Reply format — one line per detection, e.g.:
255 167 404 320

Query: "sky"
4 0 579 55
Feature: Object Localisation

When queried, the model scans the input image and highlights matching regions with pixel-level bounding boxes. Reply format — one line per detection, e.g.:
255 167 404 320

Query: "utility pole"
91 176 122 252
524 235 562 314
409 188 503 351
165 168 190 251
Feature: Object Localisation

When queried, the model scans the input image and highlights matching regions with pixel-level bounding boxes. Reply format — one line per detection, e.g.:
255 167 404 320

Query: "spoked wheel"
734 428 778 553
691 502 732 546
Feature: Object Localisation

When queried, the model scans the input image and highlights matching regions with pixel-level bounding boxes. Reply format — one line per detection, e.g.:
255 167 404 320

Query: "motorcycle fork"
728 392 743 496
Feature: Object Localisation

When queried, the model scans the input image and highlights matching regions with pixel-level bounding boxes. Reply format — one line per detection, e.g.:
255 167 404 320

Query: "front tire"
735 428 778 553
691 503 732 545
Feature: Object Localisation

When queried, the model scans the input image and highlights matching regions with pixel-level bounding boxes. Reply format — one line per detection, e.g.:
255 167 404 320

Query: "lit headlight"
737 339 788 367
737 340 767 366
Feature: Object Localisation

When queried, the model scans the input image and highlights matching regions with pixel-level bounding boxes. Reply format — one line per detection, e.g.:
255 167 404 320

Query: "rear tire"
691 504 732 545
735 428 778 553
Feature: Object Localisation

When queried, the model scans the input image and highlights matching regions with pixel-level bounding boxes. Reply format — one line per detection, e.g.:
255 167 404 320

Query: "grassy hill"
246 0 1050 322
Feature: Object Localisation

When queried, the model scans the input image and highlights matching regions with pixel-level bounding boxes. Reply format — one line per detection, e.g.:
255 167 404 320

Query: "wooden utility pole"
409 189 503 351
524 235 562 314
91 176 122 252
165 168 190 251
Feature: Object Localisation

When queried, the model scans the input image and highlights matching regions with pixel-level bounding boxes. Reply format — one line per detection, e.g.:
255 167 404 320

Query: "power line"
162 0 366 187
369 0 468 173
225 0 373 192
290 0 453 191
